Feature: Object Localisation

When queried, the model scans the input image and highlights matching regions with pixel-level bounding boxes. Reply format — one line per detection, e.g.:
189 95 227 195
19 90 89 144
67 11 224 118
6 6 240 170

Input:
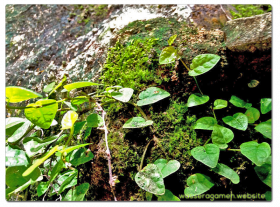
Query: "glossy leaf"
137 87 170 106
60 143 90 154
260 98 272 114
58 171 78 194
64 81 100 91
240 141 271 166
7 120 31 143
112 88 134 103
37 181 49 197
168 35 177 46
229 95 252 109
146 192 153 201
187 93 209 107
87 113 104 128
49 159 65 184
245 107 260 123
211 125 234 149
264 191 272 201
6 145 29 167
123 117 153 128
213 99 227 110
184 173 214 197
43 82 56 93
159 46 180 64
157 189 180 201
69 148 94 166
189 54 220 76
191 144 220 168
22 145 59 177
62 183 90 201
254 156 271 187
64 101 78 111
194 117 217 130
6 117 26 136
73 121 86 135
222 113 248 131
212 163 240 184
255 119 271 139
25 99 58 129
61 111 78 130
6 86 42 103
71 96 89 105
154 159 168 171
161 160 180 178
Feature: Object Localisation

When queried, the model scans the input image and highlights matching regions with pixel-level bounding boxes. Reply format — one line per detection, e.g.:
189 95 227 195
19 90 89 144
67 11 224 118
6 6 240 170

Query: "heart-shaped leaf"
61 111 78 130
211 125 234 149
157 189 180 201
69 148 94 166
240 141 271 166
212 163 240 184
7 120 31 143
112 88 134 103
191 144 220 168
87 113 104 128
62 183 90 201
187 93 209 107
154 159 180 178
168 35 177 46
229 95 252 109
137 87 170 106
254 156 271 187
43 82 56 93
213 99 227 110
135 164 165 195
6 86 42 103
71 96 89 105
159 46 180 64
194 117 217 130
188 54 220 76
6 117 26 136
25 99 58 129
255 119 271 139
245 107 260 124
184 173 214 197
6 145 29 167
64 81 100 91
123 117 153 128
260 98 272 114
222 113 248 131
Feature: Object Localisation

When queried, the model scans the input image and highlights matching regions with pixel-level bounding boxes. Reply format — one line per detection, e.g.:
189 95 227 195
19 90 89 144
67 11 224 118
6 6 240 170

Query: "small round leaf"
211 125 234 149
229 95 252 109
213 99 227 110
260 98 272 114
112 88 134 103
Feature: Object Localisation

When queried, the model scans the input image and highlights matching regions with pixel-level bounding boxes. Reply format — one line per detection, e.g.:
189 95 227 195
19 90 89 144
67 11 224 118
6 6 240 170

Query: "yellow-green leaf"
6 86 42 103
61 111 78 130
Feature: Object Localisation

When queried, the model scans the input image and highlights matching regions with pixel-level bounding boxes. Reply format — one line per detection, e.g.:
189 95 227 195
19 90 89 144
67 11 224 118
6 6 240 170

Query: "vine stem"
204 138 211 146
139 138 153 171
212 106 217 120
227 149 241 152
180 59 190 71
193 77 203 95
95 102 117 201
65 126 74 146
128 102 148 121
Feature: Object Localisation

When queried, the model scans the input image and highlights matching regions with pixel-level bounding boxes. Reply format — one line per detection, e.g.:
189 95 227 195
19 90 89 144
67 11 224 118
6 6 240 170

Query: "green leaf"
222 113 248 131
64 81 100 91
71 96 89 105
211 125 234 149
6 86 42 103
58 171 78 194
7 120 31 143
123 117 153 128
188 54 220 76
194 117 217 130
184 173 214 197
106 85 123 92
83 127 92 140
255 119 271 139
135 164 165 195
240 141 271 166
154 159 168 171
213 99 227 110
254 156 271 187
137 87 170 106
212 163 240 184
60 143 90 154
191 144 220 168
187 93 209 107
168 35 177 46
25 99 58 129
37 181 49 197
43 82 56 93
22 145 59 177
245 107 260 123
264 191 272 201
62 183 90 201
64 101 78 111
112 88 134 103
260 98 272 114
161 160 180 178
69 148 94 166
229 95 252 109
87 113 104 128
6 165 41 188
49 159 65 184
6 117 26 136
73 121 86 135
6 145 29 167
157 189 180 201
61 111 78 130
159 46 180 64
49 75 67 95
146 191 153 201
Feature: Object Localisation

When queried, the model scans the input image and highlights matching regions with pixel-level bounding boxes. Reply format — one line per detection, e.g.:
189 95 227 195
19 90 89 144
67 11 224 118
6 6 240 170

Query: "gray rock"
223 12 271 52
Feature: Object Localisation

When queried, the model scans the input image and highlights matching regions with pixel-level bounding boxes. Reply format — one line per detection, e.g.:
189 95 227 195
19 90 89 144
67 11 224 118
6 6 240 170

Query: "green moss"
230 4 271 19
